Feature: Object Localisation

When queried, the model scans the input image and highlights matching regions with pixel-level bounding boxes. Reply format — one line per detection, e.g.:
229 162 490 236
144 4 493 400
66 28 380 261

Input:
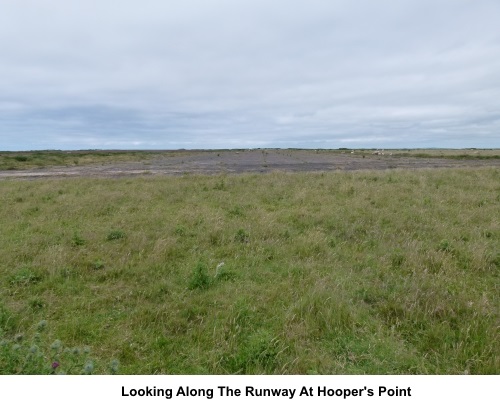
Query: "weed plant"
0 168 498 374
0 319 119 374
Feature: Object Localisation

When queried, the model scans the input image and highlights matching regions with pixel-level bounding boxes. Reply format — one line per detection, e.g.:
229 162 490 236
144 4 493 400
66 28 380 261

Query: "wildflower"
37 320 48 331
51 361 60 369
109 359 120 374
50 340 62 350
83 361 94 375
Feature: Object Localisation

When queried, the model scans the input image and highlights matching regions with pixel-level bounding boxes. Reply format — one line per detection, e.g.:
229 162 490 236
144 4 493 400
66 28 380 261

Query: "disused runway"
1 149 499 179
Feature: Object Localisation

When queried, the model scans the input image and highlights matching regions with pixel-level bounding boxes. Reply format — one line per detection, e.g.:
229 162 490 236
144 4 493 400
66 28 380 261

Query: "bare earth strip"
1 149 499 179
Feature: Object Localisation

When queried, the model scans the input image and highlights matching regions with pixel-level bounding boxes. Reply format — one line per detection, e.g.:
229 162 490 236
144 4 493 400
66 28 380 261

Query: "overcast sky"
1 0 499 150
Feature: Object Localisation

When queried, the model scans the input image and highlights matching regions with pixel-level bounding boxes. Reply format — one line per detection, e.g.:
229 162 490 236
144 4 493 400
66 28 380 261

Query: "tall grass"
0 168 498 374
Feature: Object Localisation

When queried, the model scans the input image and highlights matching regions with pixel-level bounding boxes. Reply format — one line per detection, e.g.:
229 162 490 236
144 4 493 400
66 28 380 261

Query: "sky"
1 0 499 151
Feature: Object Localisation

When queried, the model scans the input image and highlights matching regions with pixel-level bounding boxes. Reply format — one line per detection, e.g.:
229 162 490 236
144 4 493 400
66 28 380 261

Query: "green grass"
0 150 169 170
0 168 498 374
343 148 500 159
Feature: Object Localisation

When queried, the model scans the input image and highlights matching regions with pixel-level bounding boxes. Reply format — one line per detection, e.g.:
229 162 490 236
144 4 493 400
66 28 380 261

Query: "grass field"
0 150 164 170
0 167 498 374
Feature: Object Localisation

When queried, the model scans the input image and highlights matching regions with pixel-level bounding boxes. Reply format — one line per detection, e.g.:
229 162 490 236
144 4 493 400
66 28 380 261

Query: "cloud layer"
1 0 499 150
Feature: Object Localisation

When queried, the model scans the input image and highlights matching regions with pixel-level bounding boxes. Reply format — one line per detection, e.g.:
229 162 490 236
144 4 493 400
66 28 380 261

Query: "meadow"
0 167 498 374
0 150 164 171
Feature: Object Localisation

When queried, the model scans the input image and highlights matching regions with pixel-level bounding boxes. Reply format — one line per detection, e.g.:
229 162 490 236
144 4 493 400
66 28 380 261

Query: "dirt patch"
1 149 499 179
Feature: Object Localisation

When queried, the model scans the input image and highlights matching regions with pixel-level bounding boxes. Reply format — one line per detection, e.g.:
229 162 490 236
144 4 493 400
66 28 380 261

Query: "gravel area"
1 149 499 179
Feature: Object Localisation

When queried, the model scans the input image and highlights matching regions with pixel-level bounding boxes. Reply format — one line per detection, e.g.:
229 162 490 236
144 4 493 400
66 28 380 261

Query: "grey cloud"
1 0 499 150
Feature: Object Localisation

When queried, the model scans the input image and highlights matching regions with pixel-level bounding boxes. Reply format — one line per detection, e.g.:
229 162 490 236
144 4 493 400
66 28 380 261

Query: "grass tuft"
188 262 212 290
106 230 126 241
